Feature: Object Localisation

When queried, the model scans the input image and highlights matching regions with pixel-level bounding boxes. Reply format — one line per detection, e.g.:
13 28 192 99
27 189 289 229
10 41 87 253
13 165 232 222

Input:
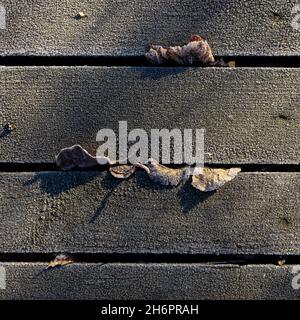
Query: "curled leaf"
56 145 98 171
192 167 241 192
109 164 136 179
138 159 190 186
145 35 226 66
47 254 74 269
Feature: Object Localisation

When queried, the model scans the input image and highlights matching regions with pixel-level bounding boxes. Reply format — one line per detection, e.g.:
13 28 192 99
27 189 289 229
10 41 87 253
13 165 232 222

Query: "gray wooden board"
0 263 299 299
0 67 299 164
0 0 299 56
0 172 299 254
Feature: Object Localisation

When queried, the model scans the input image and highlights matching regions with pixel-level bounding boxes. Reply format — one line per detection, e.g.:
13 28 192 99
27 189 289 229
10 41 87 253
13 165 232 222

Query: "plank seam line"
0 254 299 265
0 163 299 173
0 56 300 67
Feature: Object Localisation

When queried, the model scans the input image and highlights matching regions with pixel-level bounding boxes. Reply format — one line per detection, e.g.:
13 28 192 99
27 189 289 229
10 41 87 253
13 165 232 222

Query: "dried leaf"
47 254 74 269
55 145 98 171
228 61 236 68
75 12 88 19
138 159 190 186
277 259 286 266
109 164 136 179
4 122 17 132
192 167 241 192
146 35 226 66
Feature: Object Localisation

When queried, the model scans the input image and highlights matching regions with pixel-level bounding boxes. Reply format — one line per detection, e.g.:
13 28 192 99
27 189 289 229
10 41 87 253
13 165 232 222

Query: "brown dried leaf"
109 164 136 179
277 259 286 266
146 35 225 66
192 167 241 192
138 159 190 186
55 145 98 171
228 61 236 68
47 254 74 269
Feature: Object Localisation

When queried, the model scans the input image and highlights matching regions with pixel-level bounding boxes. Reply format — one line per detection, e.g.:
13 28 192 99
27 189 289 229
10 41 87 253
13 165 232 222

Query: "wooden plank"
0 263 298 300
0 172 299 255
0 0 299 56
0 67 299 164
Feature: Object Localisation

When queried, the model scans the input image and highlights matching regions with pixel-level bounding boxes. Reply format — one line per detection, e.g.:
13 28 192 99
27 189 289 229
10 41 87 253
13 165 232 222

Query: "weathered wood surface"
0 263 298 300
0 67 299 164
0 172 299 254
0 0 299 56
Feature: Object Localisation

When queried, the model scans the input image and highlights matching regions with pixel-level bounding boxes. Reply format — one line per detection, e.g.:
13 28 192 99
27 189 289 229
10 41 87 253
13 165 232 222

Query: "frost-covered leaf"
138 159 190 186
192 167 241 192
55 145 98 171
145 35 226 66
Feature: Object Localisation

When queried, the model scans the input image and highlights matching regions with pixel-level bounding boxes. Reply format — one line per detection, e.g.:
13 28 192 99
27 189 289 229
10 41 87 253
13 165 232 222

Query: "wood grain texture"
0 67 299 164
0 172 299 255
0 0 299 56
0 263 299 300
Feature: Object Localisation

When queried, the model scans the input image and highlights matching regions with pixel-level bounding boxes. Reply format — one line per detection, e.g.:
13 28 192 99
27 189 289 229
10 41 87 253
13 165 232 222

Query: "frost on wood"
145 35 227 66
192 167 241 192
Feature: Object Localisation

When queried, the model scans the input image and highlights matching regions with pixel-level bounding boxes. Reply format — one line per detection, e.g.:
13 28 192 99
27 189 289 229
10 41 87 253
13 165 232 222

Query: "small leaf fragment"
277 259 286 266
75 12 88 19
192 167 241 192
228 61 236 68
109 164 136 179
4 122 17 132
47 254 74 269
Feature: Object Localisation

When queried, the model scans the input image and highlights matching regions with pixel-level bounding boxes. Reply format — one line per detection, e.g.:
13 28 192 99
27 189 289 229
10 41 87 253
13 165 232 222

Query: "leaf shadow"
23 171 100 197
177 180 216 214
131 66 190 80
0 127 12 138
89 173 123 223
134 171 177 191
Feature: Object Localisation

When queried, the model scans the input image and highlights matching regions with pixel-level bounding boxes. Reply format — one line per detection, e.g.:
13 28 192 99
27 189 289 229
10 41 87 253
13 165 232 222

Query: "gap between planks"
0 56 299 67
0 163 299 173
0 253 299 265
